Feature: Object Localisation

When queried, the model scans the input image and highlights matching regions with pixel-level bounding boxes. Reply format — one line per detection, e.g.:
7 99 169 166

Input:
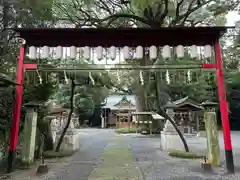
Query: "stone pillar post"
21 102 41 164
202 101 220 166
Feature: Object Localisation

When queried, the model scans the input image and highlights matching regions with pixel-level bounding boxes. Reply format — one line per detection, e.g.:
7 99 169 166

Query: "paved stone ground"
7 129 240 180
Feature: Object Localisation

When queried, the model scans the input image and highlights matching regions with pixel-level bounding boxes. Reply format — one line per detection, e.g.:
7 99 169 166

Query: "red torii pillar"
201 39 234 174
215 40 234 173
7 39 37 173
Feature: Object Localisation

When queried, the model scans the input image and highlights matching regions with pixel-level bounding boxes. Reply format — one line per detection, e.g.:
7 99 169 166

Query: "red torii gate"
8 27 234 173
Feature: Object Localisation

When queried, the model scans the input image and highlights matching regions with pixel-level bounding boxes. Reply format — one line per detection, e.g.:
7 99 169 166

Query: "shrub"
168 150 204 159
115 126 137 134
43 150 75 159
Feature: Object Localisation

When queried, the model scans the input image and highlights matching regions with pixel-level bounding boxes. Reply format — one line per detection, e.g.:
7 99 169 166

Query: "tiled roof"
102 95 136 109
172 96 203 110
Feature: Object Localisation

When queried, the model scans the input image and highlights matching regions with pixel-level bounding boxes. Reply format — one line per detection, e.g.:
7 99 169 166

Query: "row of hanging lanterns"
28 45 213 60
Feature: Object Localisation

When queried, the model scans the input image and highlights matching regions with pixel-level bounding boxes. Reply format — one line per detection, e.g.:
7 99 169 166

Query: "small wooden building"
101 95 136 127
165 96 204 134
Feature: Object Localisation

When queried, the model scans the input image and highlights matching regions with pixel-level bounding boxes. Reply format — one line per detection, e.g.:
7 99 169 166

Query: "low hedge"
168 150 204 159
115 126 137 134
43 150 75 159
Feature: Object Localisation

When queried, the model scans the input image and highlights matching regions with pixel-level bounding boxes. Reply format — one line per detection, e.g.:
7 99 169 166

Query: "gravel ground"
7 129 240 180
129 134 240 180
8 129 113 180
39 129 112 180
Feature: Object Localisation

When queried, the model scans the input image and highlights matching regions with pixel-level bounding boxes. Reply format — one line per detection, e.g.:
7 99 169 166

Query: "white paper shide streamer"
116 71 120 83
64 70 68 84
139 70 144 85
89 72 95 85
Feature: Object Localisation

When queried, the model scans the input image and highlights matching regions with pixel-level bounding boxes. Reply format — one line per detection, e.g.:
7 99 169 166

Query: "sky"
226 11 240 26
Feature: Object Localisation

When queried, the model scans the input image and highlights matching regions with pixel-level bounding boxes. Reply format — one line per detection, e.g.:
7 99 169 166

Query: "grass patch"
88 138 141 180
168 150 204 159
116 126 137 134
43 150 75 159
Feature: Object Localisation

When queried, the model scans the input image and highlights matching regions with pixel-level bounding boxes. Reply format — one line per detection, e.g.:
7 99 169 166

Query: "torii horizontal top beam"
12 27 232 47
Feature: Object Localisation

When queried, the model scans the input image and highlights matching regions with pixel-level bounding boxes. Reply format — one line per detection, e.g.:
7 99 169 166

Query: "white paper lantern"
29 46 37 59
109 46 116 60
123 46 130 60
176 45 184 58
42 46 49 59
55 46 63 59
204 45 212 58
83 46 91 59
149 46 157 59
190 45 198 58
96 46 103 60
70 46 76 59
135 46 143 59
162 45 171 59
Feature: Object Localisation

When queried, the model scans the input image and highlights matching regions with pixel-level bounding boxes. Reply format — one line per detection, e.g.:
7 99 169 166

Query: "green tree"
0 0 56 158
53 0 240 152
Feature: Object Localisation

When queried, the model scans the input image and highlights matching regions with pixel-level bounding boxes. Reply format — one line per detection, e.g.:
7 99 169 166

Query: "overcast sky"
226 11 240 26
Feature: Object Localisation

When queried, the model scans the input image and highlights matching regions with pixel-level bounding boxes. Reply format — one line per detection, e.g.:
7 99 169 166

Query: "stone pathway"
88 135 142 180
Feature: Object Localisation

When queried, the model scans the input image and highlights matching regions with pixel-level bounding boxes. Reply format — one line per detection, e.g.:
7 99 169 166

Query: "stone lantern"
164 101 177 120
160 101 184 151
201 100 218 112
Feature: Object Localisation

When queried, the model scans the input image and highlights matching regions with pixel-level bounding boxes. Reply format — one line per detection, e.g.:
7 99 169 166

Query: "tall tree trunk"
154 73 189 152
55 79 75 152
